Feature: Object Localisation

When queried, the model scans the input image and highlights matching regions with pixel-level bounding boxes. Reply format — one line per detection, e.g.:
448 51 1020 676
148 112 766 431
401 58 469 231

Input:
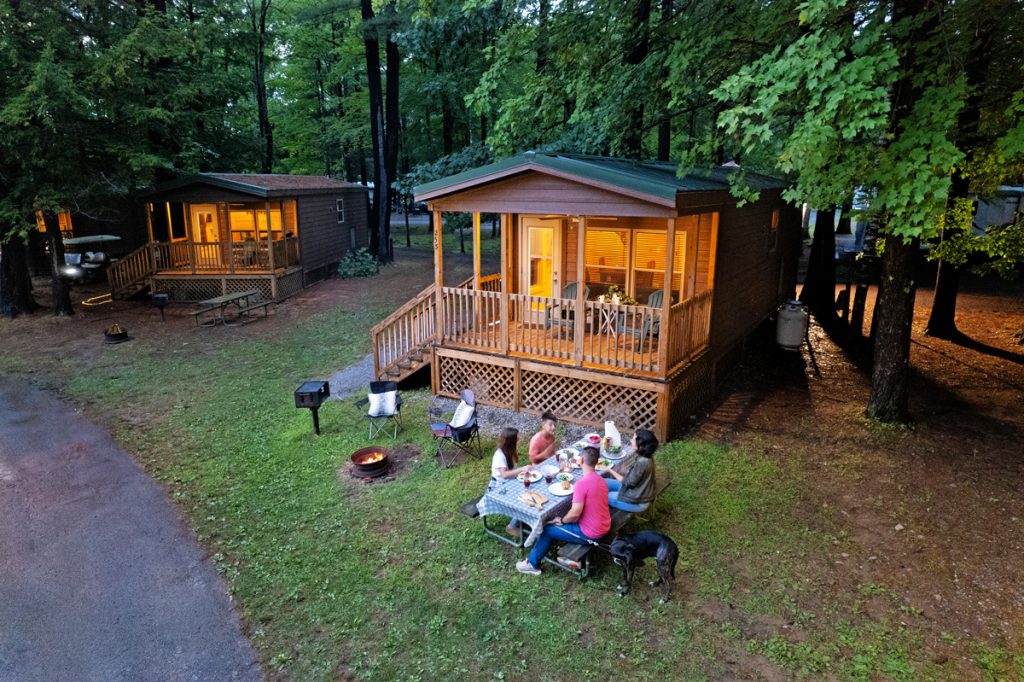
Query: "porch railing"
666 289 714 372
371 284 437 378
436 285 714 375
151 238 300 273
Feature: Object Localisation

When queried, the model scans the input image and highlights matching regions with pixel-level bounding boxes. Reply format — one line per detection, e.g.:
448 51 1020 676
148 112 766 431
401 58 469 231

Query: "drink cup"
523 476 532 489
545 474 553 484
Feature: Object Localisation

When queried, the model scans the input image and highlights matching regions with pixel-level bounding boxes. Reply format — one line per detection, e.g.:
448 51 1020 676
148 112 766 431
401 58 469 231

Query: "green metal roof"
414 152 787 203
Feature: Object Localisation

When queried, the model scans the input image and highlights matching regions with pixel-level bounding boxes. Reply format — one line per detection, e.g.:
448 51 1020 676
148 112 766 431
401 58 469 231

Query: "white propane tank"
776 300 808 350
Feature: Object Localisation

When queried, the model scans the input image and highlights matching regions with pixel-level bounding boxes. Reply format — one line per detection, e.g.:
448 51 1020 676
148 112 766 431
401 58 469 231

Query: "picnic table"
477 440 635 550
191 289 270 327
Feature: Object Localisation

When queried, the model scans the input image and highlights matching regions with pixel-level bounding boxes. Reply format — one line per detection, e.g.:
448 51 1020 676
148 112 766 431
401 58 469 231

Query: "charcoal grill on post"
295 380 330 435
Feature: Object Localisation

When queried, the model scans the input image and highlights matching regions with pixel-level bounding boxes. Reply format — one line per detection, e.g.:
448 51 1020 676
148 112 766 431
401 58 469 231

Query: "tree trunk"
925 10 990 339
361 0 389 264
622 0 652 158
866 0 932 422
382 4 400 263
404 197 411 248
799 207 838 324
252 0 274 173
0 235 38 318
866 234 918 421
656 0 672 161
924 258 960 337
441 96 454 156
43 212 74 316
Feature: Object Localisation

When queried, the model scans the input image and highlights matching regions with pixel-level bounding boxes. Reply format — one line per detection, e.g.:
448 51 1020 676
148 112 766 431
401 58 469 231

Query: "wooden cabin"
373 153 801 439
108 174 369 301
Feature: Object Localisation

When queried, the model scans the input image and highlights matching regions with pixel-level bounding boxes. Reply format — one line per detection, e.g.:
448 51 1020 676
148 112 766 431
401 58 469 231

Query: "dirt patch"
336 443 423 492
693 275 1024 671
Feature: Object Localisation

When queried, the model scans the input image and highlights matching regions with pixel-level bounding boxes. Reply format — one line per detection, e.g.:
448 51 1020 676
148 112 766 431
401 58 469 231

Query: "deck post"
433 210 444 344
499 213 511 354
472 211 481 289
184 204 197 275
225 202 235 274
145 203 156 273
573 215 586 367
659 219 676 372
265 200 275 272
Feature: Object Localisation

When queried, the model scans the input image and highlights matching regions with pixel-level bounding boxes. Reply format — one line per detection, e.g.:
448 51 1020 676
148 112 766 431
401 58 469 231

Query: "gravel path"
0 377 260 682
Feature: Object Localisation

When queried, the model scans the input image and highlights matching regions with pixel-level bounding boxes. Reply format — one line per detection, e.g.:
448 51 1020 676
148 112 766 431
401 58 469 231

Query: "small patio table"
477 444 635 550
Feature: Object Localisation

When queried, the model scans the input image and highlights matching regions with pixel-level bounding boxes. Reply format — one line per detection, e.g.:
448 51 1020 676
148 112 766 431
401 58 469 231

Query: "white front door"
189 204 221 266
520 217 561 320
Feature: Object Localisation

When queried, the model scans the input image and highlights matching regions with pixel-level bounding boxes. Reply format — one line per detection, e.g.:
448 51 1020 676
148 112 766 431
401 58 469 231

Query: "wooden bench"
548 476 672 578
190 303 223 327
226 298 272 326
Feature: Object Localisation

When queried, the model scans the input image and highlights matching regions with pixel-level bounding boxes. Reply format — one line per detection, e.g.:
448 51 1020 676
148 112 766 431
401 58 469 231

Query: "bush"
338 248 379 279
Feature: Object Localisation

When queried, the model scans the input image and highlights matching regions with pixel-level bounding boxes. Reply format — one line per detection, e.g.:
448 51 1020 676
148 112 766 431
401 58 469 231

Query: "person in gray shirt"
597 429 657 512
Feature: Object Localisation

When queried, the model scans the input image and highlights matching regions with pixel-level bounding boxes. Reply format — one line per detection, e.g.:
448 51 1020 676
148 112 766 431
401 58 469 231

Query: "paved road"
0 377 260 682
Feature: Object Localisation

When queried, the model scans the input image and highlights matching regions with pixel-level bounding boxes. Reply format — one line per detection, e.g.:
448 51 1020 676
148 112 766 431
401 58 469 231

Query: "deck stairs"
372 283 438 382
107 244 154 299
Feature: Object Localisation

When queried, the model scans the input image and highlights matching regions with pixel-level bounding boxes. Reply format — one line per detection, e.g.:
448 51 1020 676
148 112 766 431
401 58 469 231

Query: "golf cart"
59 235 121 284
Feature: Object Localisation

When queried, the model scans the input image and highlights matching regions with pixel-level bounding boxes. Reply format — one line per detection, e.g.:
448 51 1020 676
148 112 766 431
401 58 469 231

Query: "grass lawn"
393 217 502 264
6 290 947 682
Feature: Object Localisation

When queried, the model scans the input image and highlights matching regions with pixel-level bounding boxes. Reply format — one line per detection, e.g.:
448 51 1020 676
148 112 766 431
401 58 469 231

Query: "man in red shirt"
517 446 610 575
528 412 558 465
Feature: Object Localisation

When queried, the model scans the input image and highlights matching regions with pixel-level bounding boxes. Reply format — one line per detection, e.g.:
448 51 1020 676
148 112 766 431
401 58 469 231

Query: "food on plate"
587 434 601 445
598 458 612 468
556 473 572 482
560 480 571 491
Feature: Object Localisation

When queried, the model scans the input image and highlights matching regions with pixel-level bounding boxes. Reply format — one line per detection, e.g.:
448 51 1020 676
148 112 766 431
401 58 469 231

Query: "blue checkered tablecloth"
477 446 634 547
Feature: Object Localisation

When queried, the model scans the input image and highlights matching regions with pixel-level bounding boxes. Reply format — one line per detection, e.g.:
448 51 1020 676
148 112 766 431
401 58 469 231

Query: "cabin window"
168 203 187 241
769 209 780 252
633 231 685 305
584 229 629 297
336 199 345 223
229 202 284 242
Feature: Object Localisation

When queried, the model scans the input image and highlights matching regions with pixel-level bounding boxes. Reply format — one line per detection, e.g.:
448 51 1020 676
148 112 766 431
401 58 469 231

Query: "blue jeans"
606 479 650 513
528 523 597 568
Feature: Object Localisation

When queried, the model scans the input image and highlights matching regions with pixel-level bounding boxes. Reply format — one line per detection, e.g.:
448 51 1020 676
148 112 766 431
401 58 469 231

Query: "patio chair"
430 388 482 468
620 289 663 347
355 381 403 439
545 282 590 332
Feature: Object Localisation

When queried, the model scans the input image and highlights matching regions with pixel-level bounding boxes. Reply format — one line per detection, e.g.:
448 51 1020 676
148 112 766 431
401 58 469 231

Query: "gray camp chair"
430 389 482 468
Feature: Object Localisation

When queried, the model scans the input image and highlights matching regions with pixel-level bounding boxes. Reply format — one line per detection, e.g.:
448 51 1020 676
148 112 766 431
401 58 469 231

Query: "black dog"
609 531 679 603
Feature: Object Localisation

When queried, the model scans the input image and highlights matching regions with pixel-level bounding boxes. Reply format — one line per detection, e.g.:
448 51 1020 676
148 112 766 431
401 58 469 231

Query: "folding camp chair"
430 389 482 468
355 381 403 439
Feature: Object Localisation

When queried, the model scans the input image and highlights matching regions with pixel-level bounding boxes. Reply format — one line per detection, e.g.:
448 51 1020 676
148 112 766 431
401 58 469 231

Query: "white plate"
517 470 542 483
556 448 579 458
548 482 574 496
556 472 573 482
540 464 560 477
582 433 603 448
602 448 626 460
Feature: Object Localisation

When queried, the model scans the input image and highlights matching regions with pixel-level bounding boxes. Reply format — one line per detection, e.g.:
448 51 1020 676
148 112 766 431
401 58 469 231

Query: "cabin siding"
430 173 676 217
297 188 368 281
708 192 797 358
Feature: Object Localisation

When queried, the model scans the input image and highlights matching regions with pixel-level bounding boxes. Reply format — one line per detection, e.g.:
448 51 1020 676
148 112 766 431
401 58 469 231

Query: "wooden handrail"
665 288 714 372
371 284 438 378
107 244 154 295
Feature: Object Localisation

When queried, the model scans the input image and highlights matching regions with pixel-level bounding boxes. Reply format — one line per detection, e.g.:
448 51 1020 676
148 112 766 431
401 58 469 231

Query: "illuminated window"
584 229 629 297
769 209 780 252
633 231 685 305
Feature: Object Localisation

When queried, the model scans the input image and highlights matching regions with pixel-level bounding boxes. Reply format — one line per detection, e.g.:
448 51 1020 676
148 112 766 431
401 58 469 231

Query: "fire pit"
350 446 390 479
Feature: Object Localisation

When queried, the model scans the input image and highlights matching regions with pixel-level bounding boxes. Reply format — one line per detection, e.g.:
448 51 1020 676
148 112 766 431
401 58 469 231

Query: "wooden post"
499 213 510 354
472 211 481 289
225 202 235 274
145 203 156 273
659 218 676 372
574 216 586 366
265 200 275 272
433 210 444 344
184 204 196 275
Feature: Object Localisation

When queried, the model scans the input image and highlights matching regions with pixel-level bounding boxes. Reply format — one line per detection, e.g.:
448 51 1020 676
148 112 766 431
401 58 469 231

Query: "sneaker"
557 556 581 570
505 524 522 538
515 560 541 576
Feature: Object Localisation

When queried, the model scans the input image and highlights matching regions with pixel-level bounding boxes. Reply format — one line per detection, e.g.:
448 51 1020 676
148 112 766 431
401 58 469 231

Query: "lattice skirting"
151 272 305 302
520 368 660 433
665 351 715 439
436 354 515 408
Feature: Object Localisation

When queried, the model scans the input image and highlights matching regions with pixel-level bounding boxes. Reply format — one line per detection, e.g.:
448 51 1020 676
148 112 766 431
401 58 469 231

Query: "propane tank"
776 300 808 350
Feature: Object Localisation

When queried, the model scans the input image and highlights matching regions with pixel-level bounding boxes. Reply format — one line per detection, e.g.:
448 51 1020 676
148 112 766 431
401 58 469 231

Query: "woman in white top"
490 427 533 538
491 427 532 479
